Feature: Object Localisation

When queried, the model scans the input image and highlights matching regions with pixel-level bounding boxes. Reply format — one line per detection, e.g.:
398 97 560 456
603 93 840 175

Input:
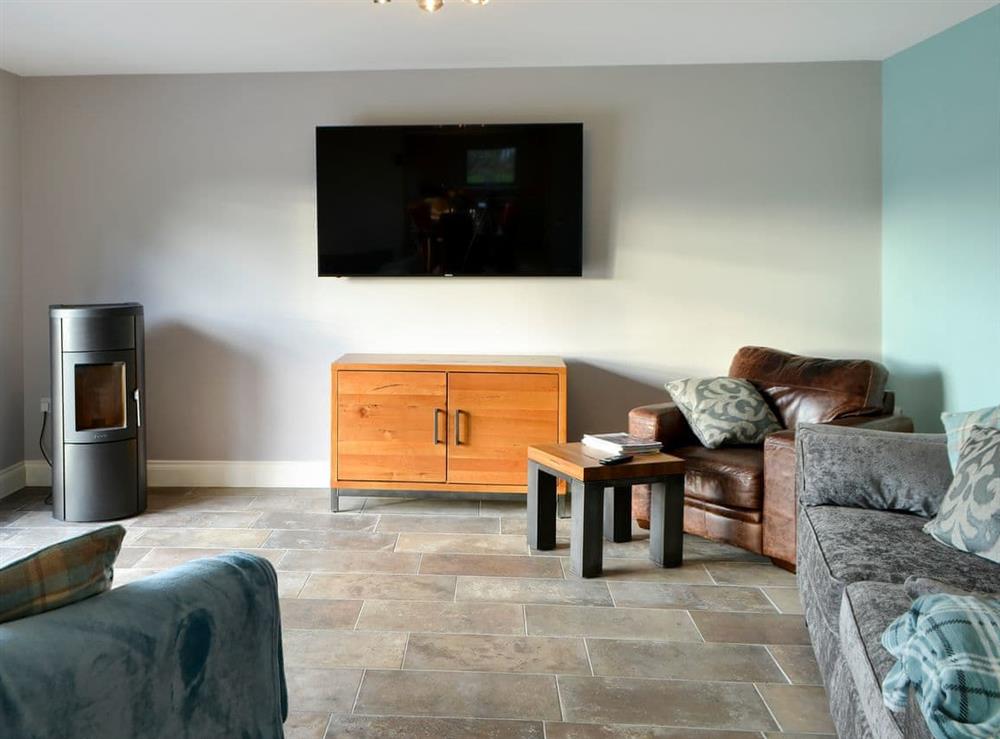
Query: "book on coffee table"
581 433 663 456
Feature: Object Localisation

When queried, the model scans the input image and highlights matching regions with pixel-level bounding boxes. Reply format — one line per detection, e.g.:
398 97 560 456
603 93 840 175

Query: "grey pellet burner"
49 303 147 522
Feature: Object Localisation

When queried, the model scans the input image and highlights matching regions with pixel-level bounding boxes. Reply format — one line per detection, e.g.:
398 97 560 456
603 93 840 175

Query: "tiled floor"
0 487 835 738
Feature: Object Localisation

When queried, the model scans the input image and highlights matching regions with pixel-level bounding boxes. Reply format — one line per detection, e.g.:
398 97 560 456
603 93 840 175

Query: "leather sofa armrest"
762 430 797 568
628 402 698 449
828 413 915 433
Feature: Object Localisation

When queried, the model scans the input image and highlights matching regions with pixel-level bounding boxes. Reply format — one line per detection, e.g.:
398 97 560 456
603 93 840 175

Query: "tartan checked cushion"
882 593 1000 739
0 524 125 624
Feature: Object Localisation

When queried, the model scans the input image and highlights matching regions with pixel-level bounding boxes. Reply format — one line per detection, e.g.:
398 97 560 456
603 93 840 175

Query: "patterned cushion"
942 405 1000 470
882 593 1000 739
665 377 782 449
924 426 1000 564
0 525 124 624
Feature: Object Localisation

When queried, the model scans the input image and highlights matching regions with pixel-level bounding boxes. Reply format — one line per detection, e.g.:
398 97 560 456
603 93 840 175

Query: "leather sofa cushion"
797 505 1000 638
729 346 889 430
676 445 764 510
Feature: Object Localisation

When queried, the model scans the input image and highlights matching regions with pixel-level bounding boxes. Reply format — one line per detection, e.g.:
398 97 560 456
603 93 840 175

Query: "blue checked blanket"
882 593 1000 739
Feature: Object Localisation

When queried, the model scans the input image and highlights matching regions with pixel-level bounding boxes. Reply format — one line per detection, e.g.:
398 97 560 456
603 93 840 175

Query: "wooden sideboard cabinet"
331 354 567 510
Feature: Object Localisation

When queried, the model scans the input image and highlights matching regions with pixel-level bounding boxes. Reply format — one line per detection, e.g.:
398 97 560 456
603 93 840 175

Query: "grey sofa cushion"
839 582 927 739
796 424 952 515
798 505 1000 637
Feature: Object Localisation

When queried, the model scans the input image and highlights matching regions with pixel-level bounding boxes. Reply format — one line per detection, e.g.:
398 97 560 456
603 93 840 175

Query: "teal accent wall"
882 6 1000 432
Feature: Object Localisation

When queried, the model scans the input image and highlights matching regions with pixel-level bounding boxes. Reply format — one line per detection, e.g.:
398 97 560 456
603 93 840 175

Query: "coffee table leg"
650 475 684 567
527 461 557 551
571 481 604 577
604 486 632 543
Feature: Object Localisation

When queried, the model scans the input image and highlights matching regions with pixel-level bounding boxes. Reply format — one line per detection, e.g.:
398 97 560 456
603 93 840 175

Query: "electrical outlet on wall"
40 397 50 413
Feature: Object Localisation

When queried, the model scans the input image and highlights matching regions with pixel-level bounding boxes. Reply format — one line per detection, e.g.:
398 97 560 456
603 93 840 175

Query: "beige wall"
19 63 882 463
0 70 22 470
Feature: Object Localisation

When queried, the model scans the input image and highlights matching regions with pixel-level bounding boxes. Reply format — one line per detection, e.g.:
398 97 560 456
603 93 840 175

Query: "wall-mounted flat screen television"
316 123 583 276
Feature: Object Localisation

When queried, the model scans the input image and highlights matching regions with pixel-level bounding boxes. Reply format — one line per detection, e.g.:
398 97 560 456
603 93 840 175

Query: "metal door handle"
134 389 142 428
454 409 462 445
433 408 442 444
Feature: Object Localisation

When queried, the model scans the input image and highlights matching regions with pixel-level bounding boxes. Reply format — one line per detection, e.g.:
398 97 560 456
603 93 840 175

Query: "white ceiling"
1 0 995 77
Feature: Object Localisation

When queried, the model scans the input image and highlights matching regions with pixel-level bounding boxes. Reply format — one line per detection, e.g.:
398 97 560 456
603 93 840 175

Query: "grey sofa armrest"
796 424 952 515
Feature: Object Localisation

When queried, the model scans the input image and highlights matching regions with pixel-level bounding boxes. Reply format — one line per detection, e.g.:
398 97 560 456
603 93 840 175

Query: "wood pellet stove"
49 303 147 522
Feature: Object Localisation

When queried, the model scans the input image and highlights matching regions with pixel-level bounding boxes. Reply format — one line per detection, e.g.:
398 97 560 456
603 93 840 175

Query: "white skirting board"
0 462 27 500
21 460 329 489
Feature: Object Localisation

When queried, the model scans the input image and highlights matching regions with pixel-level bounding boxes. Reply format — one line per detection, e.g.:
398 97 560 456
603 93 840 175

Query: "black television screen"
316 123 583 276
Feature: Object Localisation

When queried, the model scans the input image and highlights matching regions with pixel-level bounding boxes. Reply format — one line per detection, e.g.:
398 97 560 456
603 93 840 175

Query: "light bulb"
373 0 391 4
417 0 443 11
465 0 490 4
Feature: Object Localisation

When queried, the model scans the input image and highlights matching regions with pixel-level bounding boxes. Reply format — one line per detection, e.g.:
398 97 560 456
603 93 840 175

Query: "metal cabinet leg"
330 488 339 513
571 481 605 577
527 461 557 551
604 485 632 543
649 475 684 567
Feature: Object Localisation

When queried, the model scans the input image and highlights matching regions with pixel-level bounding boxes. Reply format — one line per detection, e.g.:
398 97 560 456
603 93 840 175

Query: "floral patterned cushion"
665 377 782 449
942 405 1000 471
924 425 1000 564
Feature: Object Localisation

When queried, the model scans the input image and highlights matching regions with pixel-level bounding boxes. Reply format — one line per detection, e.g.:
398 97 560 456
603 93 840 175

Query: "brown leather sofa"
628 346 913 570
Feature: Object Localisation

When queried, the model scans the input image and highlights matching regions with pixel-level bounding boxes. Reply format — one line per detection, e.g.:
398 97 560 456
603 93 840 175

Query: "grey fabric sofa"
795 424 1000 739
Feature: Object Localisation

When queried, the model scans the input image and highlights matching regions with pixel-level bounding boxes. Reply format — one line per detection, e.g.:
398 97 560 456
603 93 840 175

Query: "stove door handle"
134 388 142 428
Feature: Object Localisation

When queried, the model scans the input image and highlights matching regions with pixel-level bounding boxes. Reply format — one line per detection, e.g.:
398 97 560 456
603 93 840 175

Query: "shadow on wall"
886 361 945 433
566 360 667 439
145 321 262 460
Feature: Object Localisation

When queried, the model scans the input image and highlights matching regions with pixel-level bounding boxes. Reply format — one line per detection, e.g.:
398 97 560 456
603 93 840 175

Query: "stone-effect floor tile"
284 668 363 712
284 711 333 739
1 527 111 547
112 569 161 587
691 611 811 645
130 527 269 548
681 535 770 563
248 496 334 513
608 582 775 612
557 676 777 731
457 577 613 606
705 562 797 587
404 633 591 675
299 573 457 601
253 511 378 531
355 669 561 720
586 639 786 682
376 514 500 534
263 529 398 552
545 723 760 738
755 684 836 734
279 599 363 630
362 497 481 516
396 532 529 555
357 600 525 636
766 645 823 685
763 586 804 614
114 546 152 568
420 553 563 579
500 516 570 536
147 494 256 512
562 557 713 584
324 715 544 738
480 500 529 517
283 629 407 669
133 547 284 568
279 549 419 574
278 571 310 598
526 604 701 642
132 511 261 528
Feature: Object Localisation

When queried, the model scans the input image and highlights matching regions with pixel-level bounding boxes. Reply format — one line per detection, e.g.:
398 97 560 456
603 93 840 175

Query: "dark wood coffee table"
526 443 686 578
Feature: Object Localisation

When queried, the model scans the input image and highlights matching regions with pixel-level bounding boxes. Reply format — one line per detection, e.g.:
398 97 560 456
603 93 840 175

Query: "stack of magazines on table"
581 433 663 456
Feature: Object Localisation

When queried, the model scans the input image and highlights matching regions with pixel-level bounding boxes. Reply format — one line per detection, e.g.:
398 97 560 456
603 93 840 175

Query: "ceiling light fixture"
373 0 490 13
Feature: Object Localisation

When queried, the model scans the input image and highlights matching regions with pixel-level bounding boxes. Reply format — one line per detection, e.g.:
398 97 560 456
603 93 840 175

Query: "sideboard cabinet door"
447 372 560 485
337 370 447 483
